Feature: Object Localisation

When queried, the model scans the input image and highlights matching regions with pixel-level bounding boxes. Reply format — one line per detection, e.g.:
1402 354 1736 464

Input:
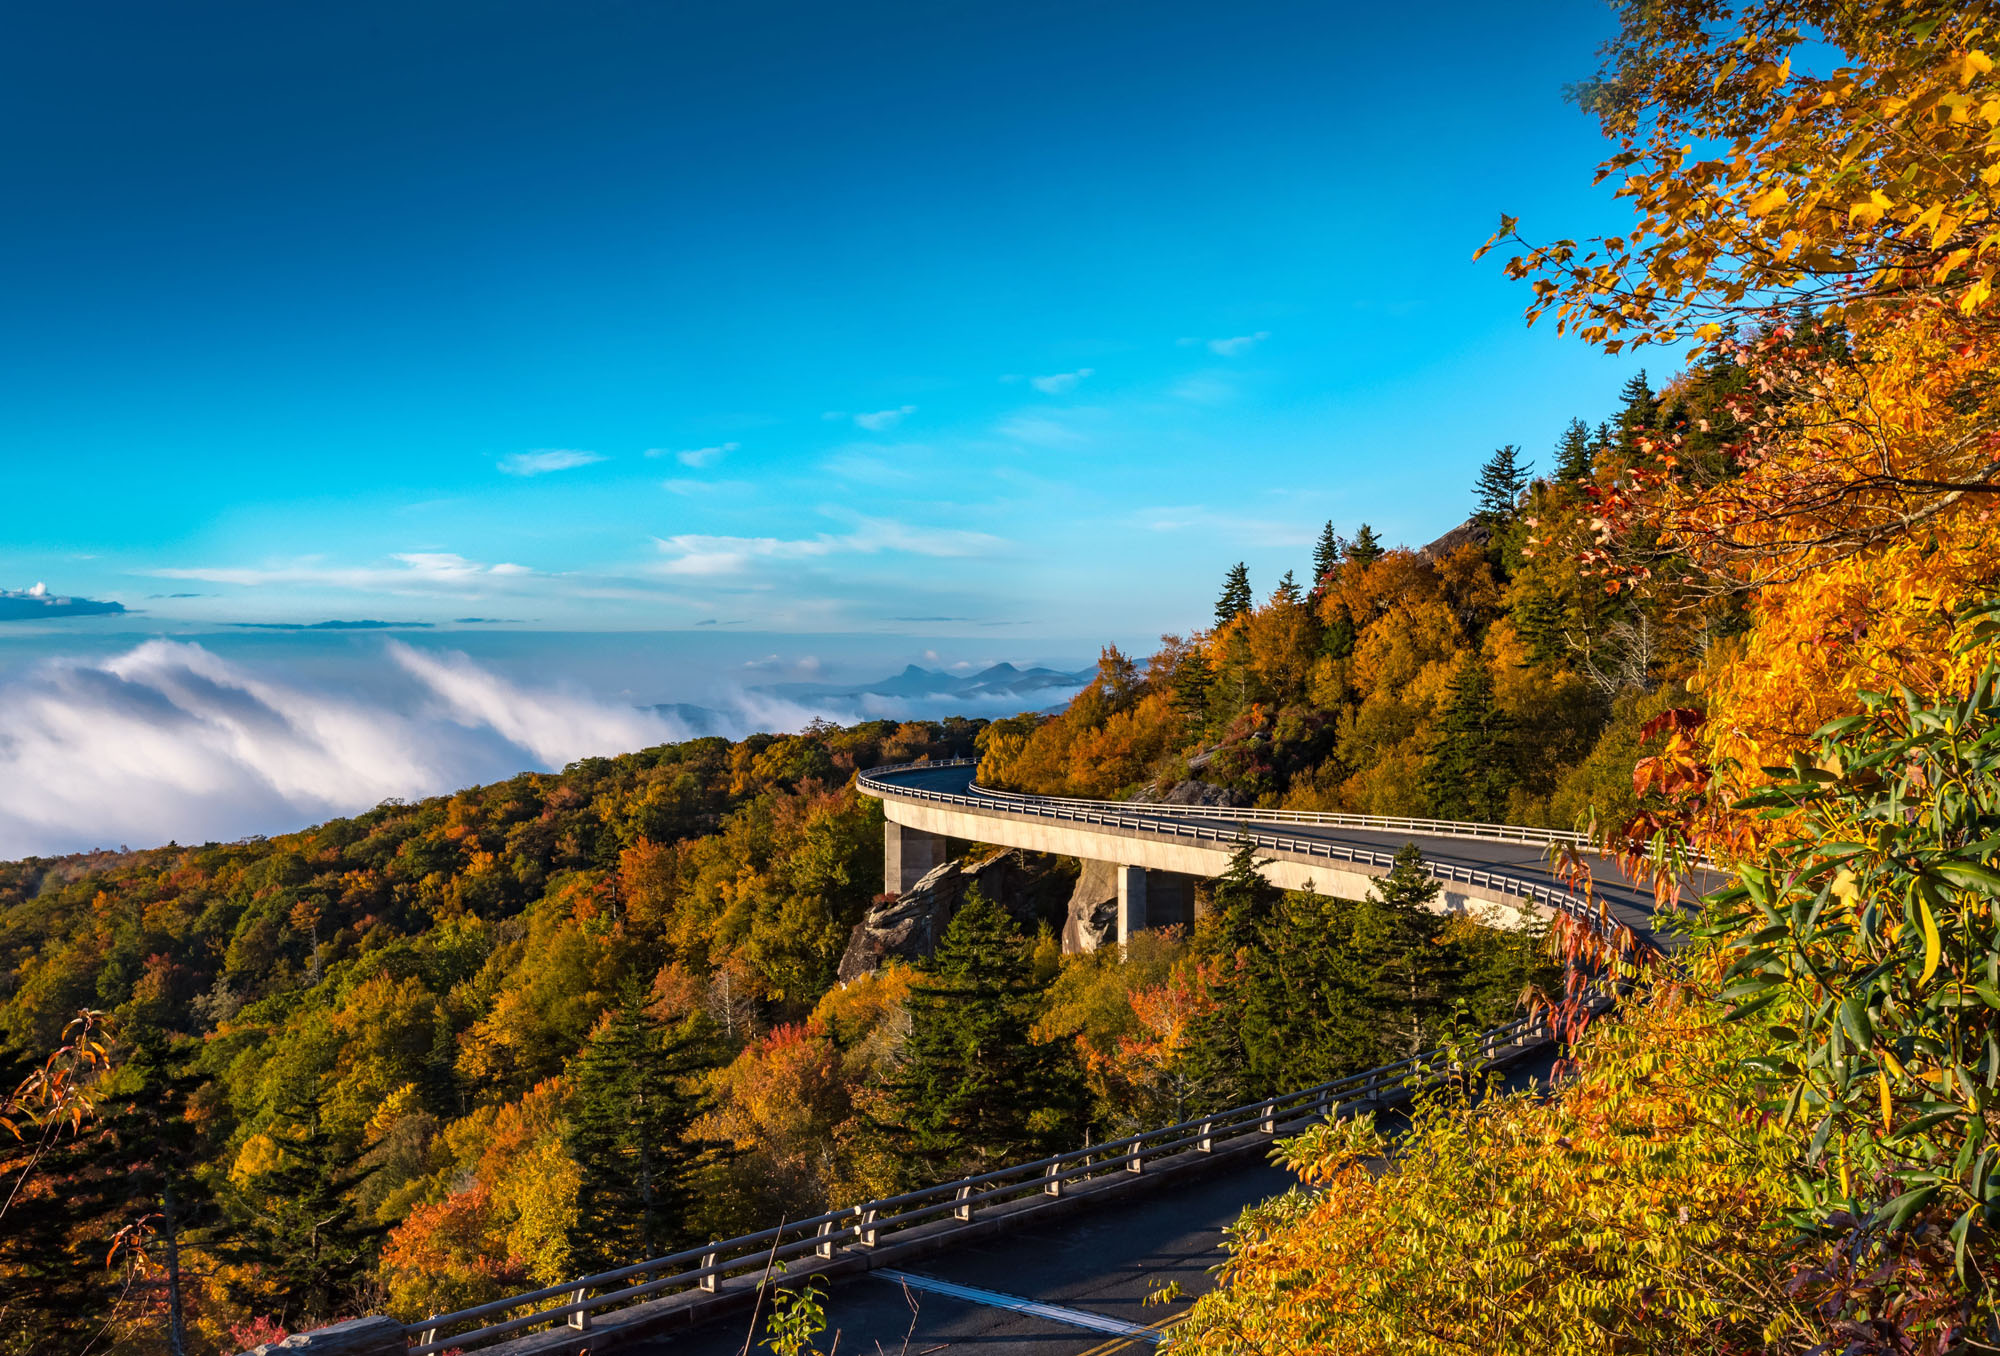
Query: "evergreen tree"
1614 369 1659 459
1474 444 1532 527
1213 563 1253 628
1351 845 1457 1059
565 983 717 1273
1169 644 1213 739
1345 524 1385 567
230 1091 386 1327
1553 417 1595 484
1310 522 1343 592
876 889 1085 1184
1418 656 1516 823
0 1034 220 1353
1275 570 1301 605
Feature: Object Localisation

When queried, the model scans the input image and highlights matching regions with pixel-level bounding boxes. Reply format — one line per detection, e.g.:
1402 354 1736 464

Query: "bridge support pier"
885 823 948 896
1116 865 1147 946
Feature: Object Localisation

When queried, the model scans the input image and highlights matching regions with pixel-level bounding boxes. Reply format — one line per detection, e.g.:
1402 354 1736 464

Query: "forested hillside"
0 695 1547 1352
978 360 1745 834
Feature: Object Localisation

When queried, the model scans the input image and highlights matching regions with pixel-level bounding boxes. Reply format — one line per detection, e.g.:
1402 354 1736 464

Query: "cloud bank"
0 641 686 858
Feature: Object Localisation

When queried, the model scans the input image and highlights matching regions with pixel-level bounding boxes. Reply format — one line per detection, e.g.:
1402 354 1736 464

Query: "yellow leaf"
1879 1071 1894 1132
1920 898 1943 983
1747 185 1789 218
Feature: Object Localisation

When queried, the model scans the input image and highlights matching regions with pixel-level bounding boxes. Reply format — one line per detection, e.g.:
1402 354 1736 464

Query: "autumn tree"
1345 524 1384 567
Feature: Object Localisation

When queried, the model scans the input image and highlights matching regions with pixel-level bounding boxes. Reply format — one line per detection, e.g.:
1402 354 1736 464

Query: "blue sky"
2 0 1647 642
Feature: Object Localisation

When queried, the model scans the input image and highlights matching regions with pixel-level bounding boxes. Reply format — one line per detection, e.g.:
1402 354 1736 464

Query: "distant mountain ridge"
760 661 1094 702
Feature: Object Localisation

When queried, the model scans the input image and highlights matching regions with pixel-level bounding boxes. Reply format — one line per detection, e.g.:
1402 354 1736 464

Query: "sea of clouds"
0 640 713 858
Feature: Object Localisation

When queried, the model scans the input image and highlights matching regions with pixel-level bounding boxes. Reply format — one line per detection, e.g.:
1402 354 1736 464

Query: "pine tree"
1553 417 1595 484
1345 524 1384 567
1274 570 1301 605
1418 656 1515 823
1474 445 1531 527
565 983 717 1273
230 1091 386 1327
1310 522 1343 592
1614 369 1659 459
1213 563 1253 628
876 889 1085 1184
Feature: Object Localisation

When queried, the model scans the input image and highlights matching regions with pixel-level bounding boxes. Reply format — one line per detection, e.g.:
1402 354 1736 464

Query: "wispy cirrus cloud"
996 414 1088 448
649 441 738 468
1133 504 1314 546
500 449 606 476
847 405 916 432
1206 331 1270 357
153 552 536 592
1029 367 1094 395
651 513 1004 577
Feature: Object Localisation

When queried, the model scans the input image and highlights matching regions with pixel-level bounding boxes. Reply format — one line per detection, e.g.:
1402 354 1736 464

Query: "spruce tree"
1275 570 1301 605
1474 444 1531 527
1213 563 1253 628
1553 417 1595 484
230 1091 386 1327
565 983 717 1272
1310 522 1343 592
1418 656 1515 823
1169 645 1212 739
1614 369 1659 458
1351 845 1457 1058
1345 524 1384 567
876 889 1085 1184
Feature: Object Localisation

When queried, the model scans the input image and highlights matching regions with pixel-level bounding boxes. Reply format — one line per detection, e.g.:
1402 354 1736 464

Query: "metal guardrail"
856 760 1613 928
400 1001 1588 1355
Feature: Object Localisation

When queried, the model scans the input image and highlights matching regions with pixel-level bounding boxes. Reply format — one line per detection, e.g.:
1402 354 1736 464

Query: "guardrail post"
954 1184 975 1222
699 1251 719 1292
1197 1119 1213 1153
567 1287 591 1331
1127 1146 1144 1174
817 1218 836 1259
858 1207 879 1247
1260 1101 1276 1133
421 1325 438 1350
1044 1162 1063 1197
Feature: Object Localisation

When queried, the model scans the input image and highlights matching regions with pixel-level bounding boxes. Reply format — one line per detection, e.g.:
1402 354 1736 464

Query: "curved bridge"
858 758 1665 945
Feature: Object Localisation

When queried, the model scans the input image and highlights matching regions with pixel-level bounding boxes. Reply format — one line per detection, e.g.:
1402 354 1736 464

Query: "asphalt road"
632 1153 1296 1356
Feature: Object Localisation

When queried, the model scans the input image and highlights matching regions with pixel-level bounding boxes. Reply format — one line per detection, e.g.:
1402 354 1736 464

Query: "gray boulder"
1060 857 1120 953
838 849 1069 980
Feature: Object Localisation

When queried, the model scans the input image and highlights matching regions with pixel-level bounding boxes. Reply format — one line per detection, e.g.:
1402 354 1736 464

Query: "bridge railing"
857 758 1587 847
396 1000 1590 1355
856 760 1616 928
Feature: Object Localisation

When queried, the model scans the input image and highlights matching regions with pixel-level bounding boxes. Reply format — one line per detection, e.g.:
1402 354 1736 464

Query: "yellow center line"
1073 1309 1184 1356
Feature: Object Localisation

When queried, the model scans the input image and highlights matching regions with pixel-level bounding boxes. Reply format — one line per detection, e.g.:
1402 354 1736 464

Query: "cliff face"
838 848 1074 979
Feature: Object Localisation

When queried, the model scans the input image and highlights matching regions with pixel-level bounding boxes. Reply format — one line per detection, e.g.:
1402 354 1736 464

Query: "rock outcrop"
1060 857 1120 953
838 849 1071 980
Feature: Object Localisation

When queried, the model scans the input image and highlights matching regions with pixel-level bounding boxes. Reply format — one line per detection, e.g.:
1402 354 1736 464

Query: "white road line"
873 1269 1165 1345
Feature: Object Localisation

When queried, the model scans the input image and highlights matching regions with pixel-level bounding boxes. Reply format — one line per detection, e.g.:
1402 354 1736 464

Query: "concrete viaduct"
859 758 1663 946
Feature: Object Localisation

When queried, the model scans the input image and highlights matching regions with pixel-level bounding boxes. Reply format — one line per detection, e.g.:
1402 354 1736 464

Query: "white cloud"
500 449 606 476
651 514 1004 577
1207 331 1270 356
156 553 535 592
1171 375 1235 405
1134 505 1315 546
996 414 1088 448
1030 368 1094 395
853 405 917 431
0 640 687 857
649 441 738 468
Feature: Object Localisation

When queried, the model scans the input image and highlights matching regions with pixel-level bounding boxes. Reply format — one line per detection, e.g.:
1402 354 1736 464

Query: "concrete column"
1116 864 1148 946
884 822 948 895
